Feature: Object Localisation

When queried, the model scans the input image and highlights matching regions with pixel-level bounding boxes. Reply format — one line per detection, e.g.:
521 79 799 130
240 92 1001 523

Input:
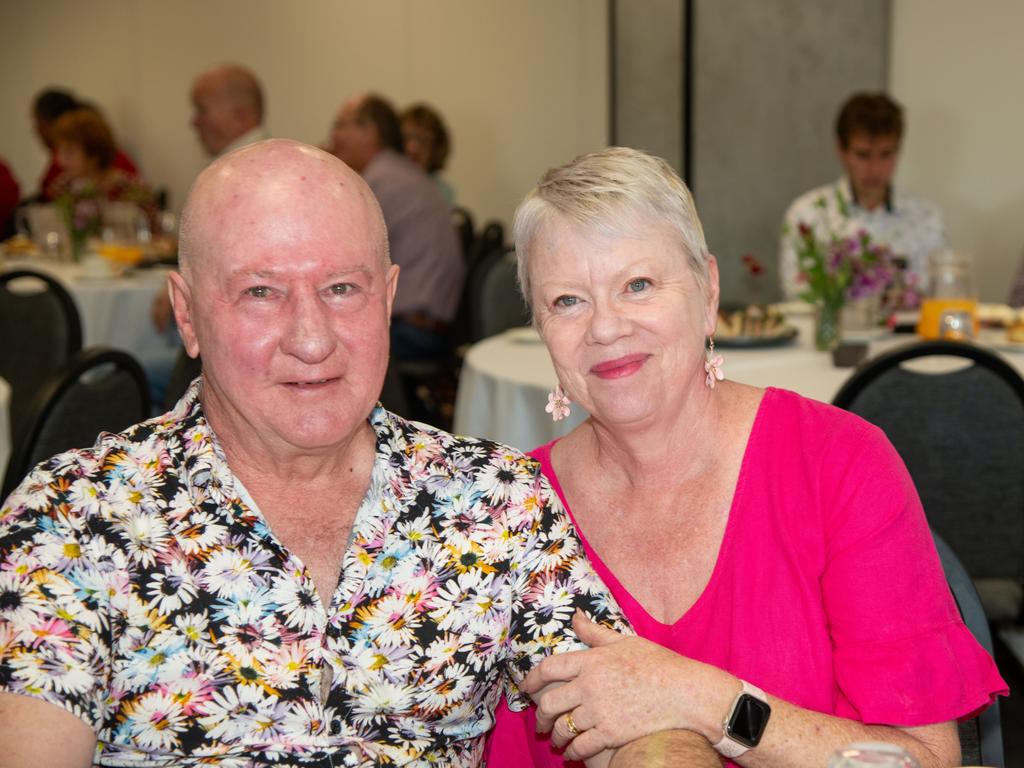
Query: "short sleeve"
502 468 631 711
819 421 1007 724
0 465 111 732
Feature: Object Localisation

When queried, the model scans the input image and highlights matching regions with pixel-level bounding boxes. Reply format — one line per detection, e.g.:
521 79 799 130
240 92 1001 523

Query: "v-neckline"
541 389 772 631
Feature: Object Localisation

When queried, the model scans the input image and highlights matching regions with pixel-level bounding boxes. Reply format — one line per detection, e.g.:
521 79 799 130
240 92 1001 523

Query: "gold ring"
565 712 580 736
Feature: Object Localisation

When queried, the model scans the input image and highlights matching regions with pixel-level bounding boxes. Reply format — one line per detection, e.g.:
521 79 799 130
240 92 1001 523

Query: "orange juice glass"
916 297 979 339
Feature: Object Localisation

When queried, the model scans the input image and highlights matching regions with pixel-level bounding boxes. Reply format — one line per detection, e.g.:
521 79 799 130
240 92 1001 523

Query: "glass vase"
814 299 843 351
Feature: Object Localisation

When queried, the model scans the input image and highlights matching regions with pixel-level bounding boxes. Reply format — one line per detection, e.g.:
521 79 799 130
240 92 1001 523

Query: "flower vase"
69 231 87 263
814 300 842 351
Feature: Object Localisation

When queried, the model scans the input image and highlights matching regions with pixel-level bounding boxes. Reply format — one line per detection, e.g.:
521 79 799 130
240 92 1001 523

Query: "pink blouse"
485 388 1006 767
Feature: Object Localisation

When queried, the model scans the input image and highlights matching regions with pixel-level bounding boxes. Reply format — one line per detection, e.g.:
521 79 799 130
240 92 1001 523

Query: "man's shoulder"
892 188 944 221
371 408 541 484
365 151 446 205
2 397 203 518
785 180 840 220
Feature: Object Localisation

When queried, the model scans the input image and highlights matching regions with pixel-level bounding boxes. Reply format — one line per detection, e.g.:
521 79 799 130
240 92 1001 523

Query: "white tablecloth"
4 259 180 371
454 315 1024 452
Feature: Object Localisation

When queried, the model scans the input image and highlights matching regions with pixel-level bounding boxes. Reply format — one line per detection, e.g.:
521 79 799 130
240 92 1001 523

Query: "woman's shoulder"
759 387 881 443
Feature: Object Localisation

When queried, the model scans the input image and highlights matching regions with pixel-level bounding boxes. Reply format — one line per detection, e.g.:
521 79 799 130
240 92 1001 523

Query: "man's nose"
281 292 337 363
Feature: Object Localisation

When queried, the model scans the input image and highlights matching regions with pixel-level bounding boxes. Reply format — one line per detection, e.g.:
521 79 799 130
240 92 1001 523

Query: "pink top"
485 388 1007 767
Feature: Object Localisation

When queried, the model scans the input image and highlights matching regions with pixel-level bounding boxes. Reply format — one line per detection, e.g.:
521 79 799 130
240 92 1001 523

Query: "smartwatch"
713 679 771 758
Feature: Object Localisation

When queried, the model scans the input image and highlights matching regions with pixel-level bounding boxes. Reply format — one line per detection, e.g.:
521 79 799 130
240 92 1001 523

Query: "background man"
328 93 463 362
0 139 715 768
779 92 946 300
189 64 267 157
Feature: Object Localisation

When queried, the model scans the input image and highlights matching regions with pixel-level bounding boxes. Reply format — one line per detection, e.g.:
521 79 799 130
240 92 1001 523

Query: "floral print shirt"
0 383 627 767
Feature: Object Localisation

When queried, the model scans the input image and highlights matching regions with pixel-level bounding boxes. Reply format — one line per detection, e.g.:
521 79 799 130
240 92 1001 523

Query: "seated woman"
485 147 1006 767
46 108 156 231
401 102 455 205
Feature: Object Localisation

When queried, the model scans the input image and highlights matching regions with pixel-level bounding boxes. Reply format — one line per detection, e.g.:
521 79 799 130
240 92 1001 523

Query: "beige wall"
890 0 1024 301
0 0 608 227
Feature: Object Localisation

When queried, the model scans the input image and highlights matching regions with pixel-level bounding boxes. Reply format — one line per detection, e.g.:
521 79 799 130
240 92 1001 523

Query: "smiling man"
778 92 946 300
0 140 716 768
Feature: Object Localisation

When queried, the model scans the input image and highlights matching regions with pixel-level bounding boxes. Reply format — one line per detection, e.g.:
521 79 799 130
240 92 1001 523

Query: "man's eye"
245 286 271 298
627 278 651 292
554 295 578 308
329 283 354 296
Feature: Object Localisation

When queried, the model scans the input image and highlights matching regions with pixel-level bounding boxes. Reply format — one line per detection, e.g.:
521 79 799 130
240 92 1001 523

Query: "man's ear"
384 263 400 319
168 272 200 358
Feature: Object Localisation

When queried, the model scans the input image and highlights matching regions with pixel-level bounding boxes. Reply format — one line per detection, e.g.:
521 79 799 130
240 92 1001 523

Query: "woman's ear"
704 254 721 336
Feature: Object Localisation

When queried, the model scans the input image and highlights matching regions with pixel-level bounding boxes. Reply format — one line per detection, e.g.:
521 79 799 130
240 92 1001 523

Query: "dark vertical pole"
682 0 694 189
609 0 618 146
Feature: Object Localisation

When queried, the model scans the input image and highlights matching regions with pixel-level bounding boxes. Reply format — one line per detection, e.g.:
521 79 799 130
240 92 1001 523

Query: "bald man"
190 63 267 156
0 139 720 768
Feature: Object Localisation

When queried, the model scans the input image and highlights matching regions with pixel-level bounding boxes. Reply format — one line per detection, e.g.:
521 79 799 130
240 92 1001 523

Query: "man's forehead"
182 140 388 272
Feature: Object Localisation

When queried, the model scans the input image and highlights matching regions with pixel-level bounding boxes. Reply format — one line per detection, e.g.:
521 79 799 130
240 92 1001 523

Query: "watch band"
713 679 768 759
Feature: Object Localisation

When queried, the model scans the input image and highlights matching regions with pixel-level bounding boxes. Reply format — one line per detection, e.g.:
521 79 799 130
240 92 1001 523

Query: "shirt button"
330 718 342 735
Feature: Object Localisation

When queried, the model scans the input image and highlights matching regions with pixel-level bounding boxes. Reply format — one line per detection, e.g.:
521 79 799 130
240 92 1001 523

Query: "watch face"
727 693 771 747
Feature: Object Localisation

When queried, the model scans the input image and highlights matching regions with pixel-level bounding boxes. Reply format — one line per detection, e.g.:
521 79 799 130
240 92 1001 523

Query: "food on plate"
977 303 1016 328
2 234 39 257
717 305 790 338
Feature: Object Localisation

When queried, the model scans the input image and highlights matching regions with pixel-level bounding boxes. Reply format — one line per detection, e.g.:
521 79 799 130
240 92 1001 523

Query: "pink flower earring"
705 338 725 389
546 384 571 421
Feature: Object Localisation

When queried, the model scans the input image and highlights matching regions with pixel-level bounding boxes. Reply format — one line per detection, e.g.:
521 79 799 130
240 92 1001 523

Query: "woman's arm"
524 613 961 768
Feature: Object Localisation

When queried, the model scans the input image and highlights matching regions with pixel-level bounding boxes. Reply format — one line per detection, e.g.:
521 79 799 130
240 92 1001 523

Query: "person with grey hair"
485 147 1004 768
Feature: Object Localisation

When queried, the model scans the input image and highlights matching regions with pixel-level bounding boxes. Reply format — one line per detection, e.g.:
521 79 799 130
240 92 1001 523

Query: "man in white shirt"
779 92 946 301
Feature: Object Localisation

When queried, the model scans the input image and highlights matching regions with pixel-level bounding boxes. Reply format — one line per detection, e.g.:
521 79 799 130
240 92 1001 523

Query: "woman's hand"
521 611 732 762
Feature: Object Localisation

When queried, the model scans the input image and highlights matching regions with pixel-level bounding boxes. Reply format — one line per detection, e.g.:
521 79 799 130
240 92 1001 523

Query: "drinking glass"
917 250 978 339
827 743 921 768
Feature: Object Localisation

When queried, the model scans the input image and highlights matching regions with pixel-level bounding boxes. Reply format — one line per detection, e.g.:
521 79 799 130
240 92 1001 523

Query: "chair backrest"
468 246 530 343
931 530 1005 767
451 206 476 262
471 219 505 265
3 347 150 499
833 340 1024 617
0 268 83 443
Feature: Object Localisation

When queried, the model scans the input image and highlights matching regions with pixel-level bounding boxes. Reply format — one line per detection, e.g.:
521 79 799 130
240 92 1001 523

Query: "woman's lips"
589 353 648 379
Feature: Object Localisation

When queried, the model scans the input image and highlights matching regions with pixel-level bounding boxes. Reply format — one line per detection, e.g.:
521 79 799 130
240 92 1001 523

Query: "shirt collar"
839 176 895 214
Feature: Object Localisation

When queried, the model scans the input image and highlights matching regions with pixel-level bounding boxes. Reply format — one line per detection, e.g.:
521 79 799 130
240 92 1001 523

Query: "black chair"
451 206 476 262
3 347 150 499
0 269 83 444
465 245 530 343
833 340 1024 625
470 219 505 265
932 530 1005 767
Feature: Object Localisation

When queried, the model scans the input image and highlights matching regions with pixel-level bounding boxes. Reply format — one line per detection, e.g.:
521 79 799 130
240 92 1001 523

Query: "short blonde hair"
513 147 710 308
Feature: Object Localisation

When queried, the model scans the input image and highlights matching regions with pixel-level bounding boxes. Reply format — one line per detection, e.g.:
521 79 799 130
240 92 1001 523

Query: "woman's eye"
554 295 578 308
627 278 651 293
245 286 272 298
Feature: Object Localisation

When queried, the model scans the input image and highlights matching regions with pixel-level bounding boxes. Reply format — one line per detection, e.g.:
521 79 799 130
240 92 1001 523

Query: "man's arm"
0 693 96 768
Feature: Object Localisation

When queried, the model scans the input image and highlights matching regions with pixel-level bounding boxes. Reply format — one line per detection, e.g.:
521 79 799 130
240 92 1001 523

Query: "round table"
454 315 1024 452
3 258 181 373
